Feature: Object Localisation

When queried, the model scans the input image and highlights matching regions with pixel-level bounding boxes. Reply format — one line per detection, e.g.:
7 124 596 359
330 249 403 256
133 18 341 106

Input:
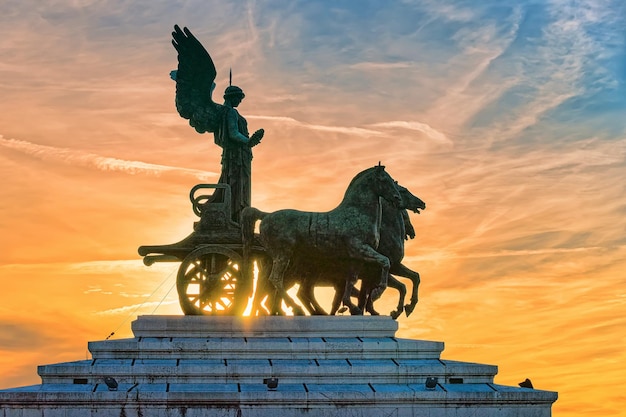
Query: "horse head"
373 164 402 207
395 182 426 214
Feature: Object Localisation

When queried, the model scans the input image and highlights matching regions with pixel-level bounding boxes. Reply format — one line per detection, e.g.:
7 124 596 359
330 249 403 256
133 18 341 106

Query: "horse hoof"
390 310 401 320
349 307 363 316
404 304 415 316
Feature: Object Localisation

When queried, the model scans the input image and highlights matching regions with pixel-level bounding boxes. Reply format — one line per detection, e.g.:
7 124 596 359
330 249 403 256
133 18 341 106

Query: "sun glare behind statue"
241 261 313 317
241 261 258 316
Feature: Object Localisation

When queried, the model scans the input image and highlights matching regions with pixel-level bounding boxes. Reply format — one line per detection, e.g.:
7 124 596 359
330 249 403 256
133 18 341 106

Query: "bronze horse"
241 165 401 315
353 183 424 317
291 183 425 318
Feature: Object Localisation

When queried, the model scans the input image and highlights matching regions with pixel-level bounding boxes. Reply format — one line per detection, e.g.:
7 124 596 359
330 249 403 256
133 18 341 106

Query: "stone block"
131 315 398 338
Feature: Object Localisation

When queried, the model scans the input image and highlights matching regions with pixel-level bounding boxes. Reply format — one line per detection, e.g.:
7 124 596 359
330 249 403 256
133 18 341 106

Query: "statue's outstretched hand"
248 128 264 147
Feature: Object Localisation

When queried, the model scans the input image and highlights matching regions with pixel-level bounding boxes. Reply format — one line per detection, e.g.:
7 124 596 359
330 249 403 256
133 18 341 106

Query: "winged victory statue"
171 25 264 224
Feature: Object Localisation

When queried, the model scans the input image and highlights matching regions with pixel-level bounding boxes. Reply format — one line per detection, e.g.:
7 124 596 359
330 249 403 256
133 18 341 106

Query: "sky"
0 0 625 415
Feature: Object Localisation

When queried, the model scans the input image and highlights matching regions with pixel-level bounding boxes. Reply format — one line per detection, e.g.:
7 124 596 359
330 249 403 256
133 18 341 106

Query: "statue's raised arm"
171 25 224 134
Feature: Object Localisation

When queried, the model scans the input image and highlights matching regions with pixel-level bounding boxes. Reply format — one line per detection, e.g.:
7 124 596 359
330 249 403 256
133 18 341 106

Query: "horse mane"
346 165 384 189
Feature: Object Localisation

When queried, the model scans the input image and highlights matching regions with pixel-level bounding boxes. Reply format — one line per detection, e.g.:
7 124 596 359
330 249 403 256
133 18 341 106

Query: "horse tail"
241 207 267 246
241 207 268 283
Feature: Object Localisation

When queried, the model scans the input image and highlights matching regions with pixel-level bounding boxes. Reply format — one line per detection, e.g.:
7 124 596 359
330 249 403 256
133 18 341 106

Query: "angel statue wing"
171 25 225 134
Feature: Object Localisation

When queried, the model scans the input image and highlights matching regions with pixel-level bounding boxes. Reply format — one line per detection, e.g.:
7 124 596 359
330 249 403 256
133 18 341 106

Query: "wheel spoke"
209 253 216 274
215 262 235 278
186 264 201 280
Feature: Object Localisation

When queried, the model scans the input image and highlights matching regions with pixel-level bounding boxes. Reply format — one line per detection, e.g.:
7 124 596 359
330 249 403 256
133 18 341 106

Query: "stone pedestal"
0 315 557 416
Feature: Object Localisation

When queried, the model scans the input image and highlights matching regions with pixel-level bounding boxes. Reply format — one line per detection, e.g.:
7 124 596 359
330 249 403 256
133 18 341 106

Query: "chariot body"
138 184 263 316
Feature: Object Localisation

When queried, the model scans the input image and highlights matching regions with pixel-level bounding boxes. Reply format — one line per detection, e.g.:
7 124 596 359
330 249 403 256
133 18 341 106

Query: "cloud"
349 62 414 71
0 321 64 351
65 260 150 273
95 300 178 316
423 6 524 132
369 121 452 144
406 245 607 263
248 115 382 136
478 0 622 143
0 136 217 180
416 0 477 23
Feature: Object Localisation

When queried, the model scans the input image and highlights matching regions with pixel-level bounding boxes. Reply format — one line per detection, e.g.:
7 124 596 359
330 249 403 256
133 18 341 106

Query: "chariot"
138 184 263 316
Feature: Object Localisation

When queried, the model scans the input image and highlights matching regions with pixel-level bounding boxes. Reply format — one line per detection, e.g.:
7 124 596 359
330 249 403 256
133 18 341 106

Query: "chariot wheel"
177 245 243 315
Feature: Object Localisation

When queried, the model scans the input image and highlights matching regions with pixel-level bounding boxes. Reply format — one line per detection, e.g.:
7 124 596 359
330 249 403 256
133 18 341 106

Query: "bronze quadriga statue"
138 26 425 318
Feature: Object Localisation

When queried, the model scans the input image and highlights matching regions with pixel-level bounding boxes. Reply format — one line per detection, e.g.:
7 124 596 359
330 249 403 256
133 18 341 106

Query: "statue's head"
224 85 245 102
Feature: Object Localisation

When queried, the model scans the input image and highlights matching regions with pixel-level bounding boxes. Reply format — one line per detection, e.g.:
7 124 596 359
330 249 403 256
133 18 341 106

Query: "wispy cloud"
0 136 217 180
0 322 63 351
415 0 477 23
425 7 524 132
0 259 176 276
479 0 622 143
407 245 608 263
369 121 452 144
350 62 414 71
248 115 382 136
95 300 178 316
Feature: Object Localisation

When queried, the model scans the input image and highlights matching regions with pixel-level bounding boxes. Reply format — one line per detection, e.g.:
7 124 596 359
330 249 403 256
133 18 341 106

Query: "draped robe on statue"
213 106 252 223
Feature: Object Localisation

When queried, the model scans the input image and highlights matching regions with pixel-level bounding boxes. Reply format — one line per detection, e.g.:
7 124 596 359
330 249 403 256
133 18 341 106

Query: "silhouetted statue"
242 165 402 315
251 182 425 319
171 25 264 223
298 182 425 318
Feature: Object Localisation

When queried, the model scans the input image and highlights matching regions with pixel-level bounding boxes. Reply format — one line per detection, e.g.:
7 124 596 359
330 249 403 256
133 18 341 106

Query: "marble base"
0 315 557 416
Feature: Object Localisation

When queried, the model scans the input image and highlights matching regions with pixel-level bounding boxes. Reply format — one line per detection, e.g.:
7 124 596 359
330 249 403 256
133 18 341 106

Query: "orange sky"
1 2 625 416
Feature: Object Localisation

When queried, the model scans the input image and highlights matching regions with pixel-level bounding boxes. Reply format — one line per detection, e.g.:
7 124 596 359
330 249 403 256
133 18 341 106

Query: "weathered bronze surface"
171 25 264 223
353 183 425 317
138 27 425 318
241 165 402 315
294 183 425 319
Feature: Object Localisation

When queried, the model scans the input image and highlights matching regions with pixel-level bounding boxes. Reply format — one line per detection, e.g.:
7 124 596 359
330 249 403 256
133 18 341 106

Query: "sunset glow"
1 1 625 415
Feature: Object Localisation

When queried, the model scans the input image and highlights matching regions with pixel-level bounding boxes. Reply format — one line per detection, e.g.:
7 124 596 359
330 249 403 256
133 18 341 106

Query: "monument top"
131 315 399 338
139 26 424 319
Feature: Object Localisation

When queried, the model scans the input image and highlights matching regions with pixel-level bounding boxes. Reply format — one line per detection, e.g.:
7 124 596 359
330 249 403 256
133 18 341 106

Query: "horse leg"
390 262 420 316
347 243 390 315
329 281 343 315
364 288 380 316
356 268 378 315
295 285 315 315
341 278 363 315
356 274 371 314
368 274 405 319
297 281 327 315
347 242 391 287
268 255 291 315
281 288 306 316
359 272 384 317
270 285 306 316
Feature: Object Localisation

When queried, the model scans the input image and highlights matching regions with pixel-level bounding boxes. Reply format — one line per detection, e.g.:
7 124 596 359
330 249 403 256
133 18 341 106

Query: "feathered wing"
171 25 225 133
